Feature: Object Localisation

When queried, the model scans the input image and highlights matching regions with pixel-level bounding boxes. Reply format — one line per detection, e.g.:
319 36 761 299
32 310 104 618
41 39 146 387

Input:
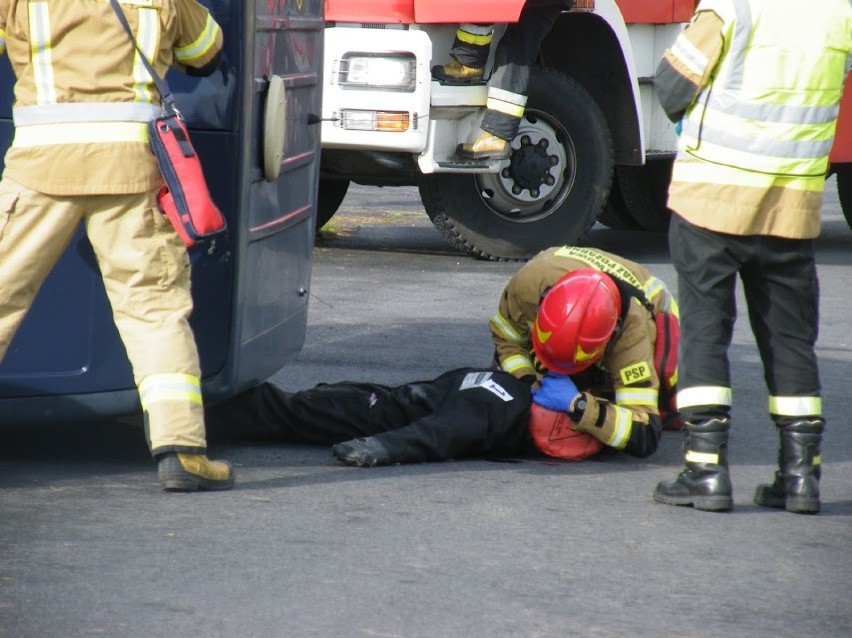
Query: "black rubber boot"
332 437 392 467
754 419 823 514
653 418 733 512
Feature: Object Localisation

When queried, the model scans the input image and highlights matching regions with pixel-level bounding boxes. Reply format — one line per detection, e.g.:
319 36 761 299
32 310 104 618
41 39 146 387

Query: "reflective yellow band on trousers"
12 122 149 147
768 395 822 417
455 28 493 47
486 97 525 117
486 87 527 118
677 385 732 410
139 373 203 410
686 450 719 464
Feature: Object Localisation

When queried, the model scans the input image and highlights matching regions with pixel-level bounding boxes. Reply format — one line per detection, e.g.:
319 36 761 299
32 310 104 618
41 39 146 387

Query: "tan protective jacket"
0 0 222 195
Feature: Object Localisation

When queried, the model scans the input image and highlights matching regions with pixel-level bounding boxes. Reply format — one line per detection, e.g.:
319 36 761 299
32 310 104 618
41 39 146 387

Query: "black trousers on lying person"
206 368 535 464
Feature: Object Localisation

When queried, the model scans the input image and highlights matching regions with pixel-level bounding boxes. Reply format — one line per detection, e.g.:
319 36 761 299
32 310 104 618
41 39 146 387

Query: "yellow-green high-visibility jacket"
0 0 222 196
656 0 852 238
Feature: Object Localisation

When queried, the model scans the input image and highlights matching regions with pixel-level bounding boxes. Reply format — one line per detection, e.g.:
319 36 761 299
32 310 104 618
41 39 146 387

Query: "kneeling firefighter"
491 246 681 458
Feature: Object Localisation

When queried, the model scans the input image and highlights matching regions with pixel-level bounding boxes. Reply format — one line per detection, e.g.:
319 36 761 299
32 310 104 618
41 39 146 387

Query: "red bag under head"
528 403 604 461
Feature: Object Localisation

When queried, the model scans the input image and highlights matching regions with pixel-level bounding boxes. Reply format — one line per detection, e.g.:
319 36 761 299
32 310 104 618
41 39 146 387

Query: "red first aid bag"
148 114 227 247
654 310 682 430
108 0 226 248
528 403 604 461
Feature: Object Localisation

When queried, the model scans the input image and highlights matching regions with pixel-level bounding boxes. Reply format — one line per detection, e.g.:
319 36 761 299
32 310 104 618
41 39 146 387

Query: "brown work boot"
431 59 485 84
456 131 511 160
158 452 235 492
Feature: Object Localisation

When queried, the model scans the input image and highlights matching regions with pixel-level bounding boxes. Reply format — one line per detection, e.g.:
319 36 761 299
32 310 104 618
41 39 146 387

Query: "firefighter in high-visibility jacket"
652 0 852 513
0 1 234 491
490 246 679 458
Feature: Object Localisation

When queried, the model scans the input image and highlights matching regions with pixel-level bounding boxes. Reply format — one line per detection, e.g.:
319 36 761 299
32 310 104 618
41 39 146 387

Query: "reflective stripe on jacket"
0 0 222 195
680 0 851 180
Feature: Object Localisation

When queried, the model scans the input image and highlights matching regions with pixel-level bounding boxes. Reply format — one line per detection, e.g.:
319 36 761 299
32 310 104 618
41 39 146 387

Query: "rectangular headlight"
338 53 416 91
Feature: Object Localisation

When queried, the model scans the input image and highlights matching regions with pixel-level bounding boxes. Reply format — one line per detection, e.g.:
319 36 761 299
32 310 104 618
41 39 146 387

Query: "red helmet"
532 269 621 375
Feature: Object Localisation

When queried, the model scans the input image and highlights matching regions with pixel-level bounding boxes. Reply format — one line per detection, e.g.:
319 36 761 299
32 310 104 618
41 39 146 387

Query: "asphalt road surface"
2 178 851 638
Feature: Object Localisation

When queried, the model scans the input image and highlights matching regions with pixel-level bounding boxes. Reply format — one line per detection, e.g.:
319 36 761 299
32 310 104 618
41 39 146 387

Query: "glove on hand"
531 373 580 413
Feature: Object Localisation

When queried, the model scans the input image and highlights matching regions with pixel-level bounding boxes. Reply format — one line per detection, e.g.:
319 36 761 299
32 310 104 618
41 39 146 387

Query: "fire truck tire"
316 178 350 230
418 69 612 260
616 159 674 232
836 164 852 230
598 175 643 230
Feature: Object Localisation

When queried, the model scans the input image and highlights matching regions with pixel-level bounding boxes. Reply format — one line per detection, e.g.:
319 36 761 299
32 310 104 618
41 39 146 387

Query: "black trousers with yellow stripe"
481 1 566 140
669 214 822 425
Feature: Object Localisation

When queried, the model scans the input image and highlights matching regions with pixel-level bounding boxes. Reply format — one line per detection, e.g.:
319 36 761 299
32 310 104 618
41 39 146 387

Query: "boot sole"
159 468 235 492
653 491 733 512
784 496 820 514
754 487 820 514
455 149 511 161
431 77 486 85
161 477 235 492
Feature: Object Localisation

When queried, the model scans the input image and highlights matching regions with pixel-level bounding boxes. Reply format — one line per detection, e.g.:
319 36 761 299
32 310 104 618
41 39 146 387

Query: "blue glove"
531 373 580 413
675 120 683 136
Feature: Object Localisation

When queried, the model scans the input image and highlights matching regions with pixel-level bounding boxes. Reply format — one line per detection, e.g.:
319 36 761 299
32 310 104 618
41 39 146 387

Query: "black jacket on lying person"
206 368 536 465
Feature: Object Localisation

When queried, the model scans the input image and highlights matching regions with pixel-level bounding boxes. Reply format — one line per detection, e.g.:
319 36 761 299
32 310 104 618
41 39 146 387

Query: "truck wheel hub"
475 110 574 220
506 135 558 196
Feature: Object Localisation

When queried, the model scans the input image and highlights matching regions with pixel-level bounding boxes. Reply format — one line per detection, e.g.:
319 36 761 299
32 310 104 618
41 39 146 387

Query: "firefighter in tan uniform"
651 0 852 514
0 0 234 491
490 246 679 458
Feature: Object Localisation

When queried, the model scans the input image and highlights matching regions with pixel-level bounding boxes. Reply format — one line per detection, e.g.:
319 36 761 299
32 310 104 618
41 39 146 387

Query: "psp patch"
620 362 652 385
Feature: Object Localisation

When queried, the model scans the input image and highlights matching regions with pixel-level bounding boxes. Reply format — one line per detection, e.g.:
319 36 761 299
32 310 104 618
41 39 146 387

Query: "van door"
0 0 324 424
